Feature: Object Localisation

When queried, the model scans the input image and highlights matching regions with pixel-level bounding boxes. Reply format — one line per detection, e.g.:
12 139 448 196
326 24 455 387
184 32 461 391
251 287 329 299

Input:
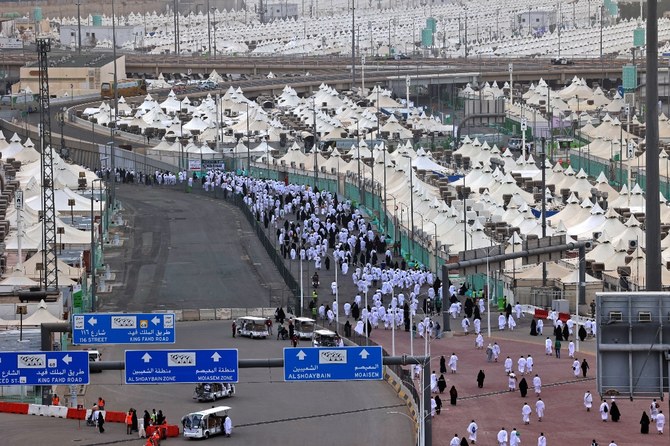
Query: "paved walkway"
368 314 667 446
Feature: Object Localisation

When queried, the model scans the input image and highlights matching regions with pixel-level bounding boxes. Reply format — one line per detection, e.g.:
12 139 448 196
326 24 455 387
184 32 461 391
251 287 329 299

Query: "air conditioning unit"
629 240 638 249
638 311 652 322
592 231 602 240
609 311 623 322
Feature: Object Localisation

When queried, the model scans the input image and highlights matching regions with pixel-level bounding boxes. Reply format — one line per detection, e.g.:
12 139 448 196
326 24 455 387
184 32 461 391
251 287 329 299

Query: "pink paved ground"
366 315 668 446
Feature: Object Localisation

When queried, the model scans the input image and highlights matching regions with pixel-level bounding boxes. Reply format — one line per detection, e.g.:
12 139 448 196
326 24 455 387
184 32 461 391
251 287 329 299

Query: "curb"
385 371 419 432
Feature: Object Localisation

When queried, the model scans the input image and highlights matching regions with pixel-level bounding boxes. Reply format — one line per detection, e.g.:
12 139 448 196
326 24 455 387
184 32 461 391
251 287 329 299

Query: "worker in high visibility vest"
51 394 60 406
126 410 133 435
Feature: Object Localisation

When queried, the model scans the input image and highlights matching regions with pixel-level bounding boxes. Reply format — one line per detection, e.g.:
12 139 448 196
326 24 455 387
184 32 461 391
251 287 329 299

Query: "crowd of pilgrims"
201 170 447 336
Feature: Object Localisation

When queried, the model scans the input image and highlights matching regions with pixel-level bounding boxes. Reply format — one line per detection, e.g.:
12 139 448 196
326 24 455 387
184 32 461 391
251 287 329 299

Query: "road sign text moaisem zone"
124 349 238 384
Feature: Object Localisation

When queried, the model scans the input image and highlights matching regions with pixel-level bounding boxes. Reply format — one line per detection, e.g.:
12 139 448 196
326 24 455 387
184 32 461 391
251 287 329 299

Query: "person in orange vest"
52 394 60 406
126 409 134 435
97 397 105 410
146 429 160 446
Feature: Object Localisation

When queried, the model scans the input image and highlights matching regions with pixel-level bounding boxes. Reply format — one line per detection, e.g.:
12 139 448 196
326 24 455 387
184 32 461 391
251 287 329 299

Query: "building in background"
15 54 125 98
59 24 145 49
265 3 299 21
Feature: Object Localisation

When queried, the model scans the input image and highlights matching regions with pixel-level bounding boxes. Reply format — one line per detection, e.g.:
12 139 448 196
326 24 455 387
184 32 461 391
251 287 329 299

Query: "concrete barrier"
28 404 47 416
47 405 69 418
215 308 231 320
199 309 216 320
181 309 200 321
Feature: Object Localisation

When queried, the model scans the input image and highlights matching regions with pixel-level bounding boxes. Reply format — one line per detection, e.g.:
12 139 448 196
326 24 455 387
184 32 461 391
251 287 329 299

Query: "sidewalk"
367 314 667 446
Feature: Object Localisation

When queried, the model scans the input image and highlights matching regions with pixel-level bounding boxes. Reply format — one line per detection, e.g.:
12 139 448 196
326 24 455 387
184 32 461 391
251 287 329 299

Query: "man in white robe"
522 402 532 424
475 333 484 349
498 313 507 330
509 428 521 446
568 341 576 358
467 420 478 444
461 317 470 334
517 356 527 375
532 374 542 396
504 356 513 374
497 428 508 446
657 410 666 433
544 337 553 355
599 400 610 421
537 433 547 446
584 391 593 411
535 398 545 421
448 353 458 373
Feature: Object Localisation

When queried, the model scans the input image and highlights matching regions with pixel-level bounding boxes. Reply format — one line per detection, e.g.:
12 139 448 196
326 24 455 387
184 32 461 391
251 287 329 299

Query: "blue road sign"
72 313 176 345
125 349 238 384
284 346 383 381
0 351 89 386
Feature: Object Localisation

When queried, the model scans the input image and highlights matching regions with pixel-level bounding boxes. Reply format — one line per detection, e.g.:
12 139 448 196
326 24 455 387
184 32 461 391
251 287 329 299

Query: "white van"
182 406 231 439
294 317 315 339
236 316 269 338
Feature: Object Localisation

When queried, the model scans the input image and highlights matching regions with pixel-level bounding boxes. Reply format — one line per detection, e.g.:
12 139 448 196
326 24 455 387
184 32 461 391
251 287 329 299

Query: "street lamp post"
246 102 251 175
206 0 212 55
211 9 217 57
76 0 82 53
91 178 103 312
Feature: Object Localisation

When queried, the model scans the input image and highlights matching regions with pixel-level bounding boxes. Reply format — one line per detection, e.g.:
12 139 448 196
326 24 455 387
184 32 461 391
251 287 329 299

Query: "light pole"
427 220 438 272
76 0 82 53
211 9 217 57
404 154 415 259
91 178 103 312
246 102 251 175
206 0 212 55
353 117 362 204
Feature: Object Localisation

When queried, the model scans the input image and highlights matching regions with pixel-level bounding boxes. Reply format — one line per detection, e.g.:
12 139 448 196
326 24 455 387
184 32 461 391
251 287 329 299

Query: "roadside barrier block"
199 309 216 320
48 406 69 418
28 404 47 416
181 309 200 321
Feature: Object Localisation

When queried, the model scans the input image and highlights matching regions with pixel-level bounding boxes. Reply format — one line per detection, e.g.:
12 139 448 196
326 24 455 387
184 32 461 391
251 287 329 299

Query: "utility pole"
646 0 661 290
37 38 58 291
76 0 82 53
111 0 118 207
351 0 356 86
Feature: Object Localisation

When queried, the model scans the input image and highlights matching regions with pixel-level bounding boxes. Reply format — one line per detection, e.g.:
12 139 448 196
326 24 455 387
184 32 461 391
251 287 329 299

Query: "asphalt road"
100 183 290 311
0 321 411 446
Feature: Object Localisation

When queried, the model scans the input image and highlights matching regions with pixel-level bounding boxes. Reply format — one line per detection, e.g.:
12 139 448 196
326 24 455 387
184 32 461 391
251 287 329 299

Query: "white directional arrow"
296 350 307 360
211 352 222 362
88 317 97 327
62 354 73 365
359 349 370 360
151 316 160 326
141 353 152 363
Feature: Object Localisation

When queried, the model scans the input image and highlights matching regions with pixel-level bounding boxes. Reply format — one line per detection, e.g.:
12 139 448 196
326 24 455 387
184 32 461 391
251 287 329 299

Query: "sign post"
284 346 383 381
0 351 89 385
125 349 238 384
72 313 176 345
